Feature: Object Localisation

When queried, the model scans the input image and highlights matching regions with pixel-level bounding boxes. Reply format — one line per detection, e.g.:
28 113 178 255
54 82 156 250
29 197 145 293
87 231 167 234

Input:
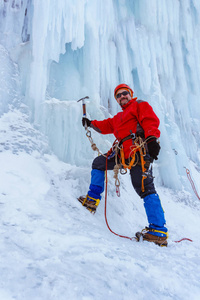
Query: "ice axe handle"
82 102 86 116
82 102 87 129
77 96 89 129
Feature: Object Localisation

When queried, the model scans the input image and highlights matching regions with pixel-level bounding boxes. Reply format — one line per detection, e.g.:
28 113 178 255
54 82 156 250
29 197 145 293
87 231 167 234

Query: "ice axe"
77 96 89 130
77 96 100 154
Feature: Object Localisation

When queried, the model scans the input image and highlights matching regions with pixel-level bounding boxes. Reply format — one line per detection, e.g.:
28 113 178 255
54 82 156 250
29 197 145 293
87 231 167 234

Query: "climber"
78 84 168 246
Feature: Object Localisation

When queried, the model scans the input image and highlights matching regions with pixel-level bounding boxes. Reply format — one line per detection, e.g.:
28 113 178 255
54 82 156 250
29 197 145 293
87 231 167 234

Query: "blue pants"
87 154 167 233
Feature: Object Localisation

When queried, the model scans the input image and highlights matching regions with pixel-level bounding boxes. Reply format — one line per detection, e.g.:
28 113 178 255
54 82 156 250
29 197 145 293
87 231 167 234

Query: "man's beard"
120 98 129 106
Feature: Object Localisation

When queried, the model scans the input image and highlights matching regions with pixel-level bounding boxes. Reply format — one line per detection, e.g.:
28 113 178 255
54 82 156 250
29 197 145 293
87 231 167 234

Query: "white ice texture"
1 1 200 299
1 0 200 192
1 0 200 191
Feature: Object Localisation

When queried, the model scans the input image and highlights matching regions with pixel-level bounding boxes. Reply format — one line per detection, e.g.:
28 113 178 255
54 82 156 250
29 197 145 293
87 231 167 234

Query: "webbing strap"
82 194 100 207
119 137 147 192
82 194 88 206
144 227 169 238
140 151 147 192
118 134 135 148
120 147 137 169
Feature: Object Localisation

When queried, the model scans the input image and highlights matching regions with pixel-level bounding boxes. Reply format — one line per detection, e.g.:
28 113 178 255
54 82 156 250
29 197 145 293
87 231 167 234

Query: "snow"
0 108 200 299
1 0 200 299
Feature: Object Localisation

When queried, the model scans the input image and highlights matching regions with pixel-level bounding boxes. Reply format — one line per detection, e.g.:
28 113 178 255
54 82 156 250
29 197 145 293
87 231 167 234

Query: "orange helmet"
114 84 133 99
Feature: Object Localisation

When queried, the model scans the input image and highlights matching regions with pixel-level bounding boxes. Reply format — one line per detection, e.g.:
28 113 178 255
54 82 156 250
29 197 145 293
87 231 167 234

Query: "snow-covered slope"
0 106 200 300
1 1 200 299
1 0 200 190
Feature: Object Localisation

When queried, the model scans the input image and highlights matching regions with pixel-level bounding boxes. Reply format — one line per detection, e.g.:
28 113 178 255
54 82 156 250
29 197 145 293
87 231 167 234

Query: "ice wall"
0 0 200 191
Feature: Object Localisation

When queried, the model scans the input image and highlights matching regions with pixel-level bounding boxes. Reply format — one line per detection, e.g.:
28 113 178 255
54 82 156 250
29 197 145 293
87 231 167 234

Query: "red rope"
104 156 134 241
174 238 193 243
104 157 194 244
185 168 200 201
171 168 197 243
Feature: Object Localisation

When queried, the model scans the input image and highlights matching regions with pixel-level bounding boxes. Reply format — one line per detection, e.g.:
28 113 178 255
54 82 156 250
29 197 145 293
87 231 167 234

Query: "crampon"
135 227 168 247
77 195 100 214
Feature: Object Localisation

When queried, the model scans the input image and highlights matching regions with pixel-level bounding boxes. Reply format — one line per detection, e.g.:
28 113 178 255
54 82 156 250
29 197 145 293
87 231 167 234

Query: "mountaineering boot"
78 195 100 214
78 169 105 214
137 193 168 246
135 227 168 246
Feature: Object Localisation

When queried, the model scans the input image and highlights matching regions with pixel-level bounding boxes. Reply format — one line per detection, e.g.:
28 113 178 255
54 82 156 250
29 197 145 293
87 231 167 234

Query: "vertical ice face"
0 0 30 48
0 0 31 114
0 44 20 115
0 0 200 191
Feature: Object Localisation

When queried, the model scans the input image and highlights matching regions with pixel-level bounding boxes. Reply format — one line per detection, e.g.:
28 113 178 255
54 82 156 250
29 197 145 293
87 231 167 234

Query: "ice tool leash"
77 96 102 156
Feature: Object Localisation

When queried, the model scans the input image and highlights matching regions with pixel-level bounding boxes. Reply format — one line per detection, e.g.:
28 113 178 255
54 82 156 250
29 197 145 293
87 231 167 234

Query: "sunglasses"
116 91 130 99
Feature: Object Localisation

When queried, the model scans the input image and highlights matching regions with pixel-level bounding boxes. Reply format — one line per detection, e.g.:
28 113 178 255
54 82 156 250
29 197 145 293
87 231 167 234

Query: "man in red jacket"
79 84 168 246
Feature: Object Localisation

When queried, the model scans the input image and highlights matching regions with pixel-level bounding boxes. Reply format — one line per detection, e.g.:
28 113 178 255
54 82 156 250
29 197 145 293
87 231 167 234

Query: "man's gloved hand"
82 117 91 127
147 137 161 160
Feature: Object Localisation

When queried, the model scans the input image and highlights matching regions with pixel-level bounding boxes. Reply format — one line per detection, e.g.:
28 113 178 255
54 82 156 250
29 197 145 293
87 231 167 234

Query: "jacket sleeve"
91 117 114 134
137 101 160 138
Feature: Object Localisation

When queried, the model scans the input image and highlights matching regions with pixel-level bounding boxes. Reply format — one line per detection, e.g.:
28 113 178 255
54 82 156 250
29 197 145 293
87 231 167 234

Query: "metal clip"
120 167 127 175
86 130 91 138
130 130 136 143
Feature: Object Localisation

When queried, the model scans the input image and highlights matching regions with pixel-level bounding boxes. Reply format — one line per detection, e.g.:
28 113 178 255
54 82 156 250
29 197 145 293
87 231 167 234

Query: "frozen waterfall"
0 0 200 192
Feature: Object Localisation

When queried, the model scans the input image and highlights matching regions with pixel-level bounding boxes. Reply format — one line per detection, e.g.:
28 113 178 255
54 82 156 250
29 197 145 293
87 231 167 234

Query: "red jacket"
91 98 160 159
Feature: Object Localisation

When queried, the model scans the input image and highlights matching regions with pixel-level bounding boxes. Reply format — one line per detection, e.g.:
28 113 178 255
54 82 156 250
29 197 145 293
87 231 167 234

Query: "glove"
147 138 161 160
82 117 91 127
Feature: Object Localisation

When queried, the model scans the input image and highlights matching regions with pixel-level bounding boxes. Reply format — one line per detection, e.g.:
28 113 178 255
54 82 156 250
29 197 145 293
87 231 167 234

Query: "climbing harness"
109 135 154 196
119 135 150 193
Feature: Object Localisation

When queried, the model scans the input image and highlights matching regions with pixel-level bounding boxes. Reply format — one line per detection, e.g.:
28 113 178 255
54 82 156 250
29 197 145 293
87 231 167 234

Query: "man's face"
115 88 132 106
